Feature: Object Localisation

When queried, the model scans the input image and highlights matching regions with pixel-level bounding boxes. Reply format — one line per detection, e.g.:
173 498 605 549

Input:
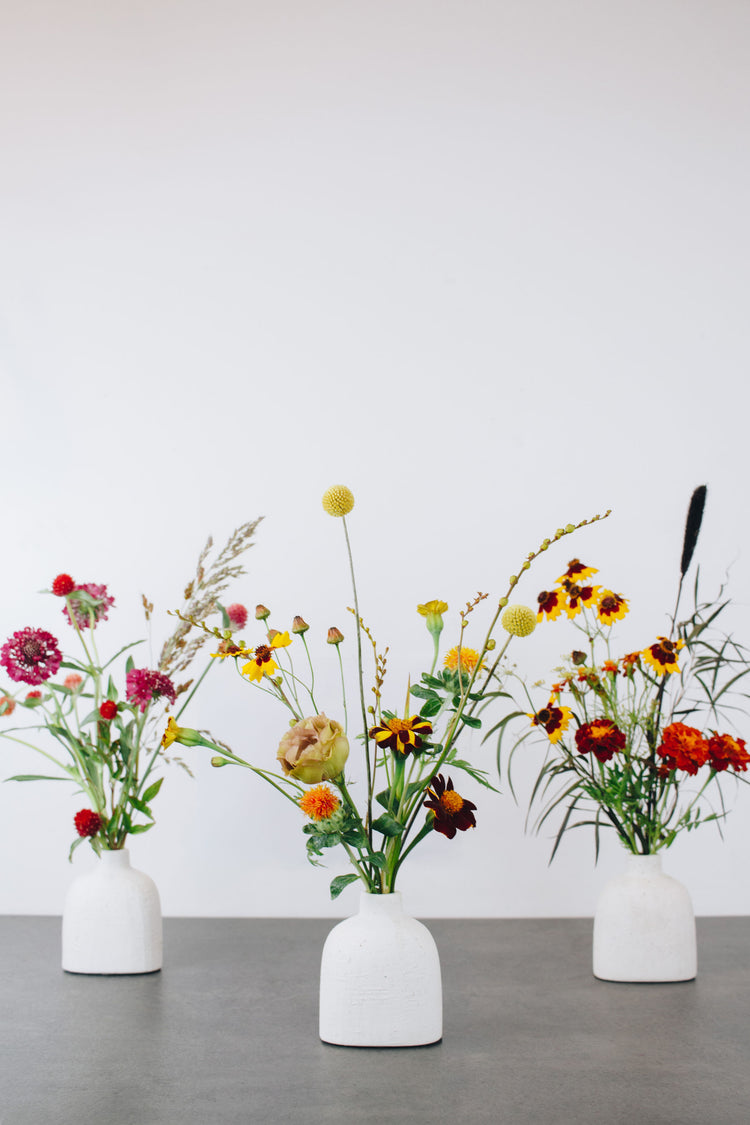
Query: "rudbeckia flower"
241 631 292 682
596 591 629 625
642 637 684 676
529 703 573 743
557 559 598 583
423 774 477 838
369 715 433 756
537 589 564 622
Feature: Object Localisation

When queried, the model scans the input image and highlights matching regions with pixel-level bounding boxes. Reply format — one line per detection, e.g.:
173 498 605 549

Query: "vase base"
320 1035 442 1049
63 966 162 977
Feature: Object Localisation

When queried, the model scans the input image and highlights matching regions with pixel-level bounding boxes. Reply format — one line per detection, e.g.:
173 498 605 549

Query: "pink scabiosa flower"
125 668 177 713
0 627 63 685
226 603 248 631
63 582 115 630
74 809 102 838
52 573 75 596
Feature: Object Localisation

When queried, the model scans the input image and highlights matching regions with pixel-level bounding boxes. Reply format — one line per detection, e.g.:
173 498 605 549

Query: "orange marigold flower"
299 785 341 821
601 660 619 675
707 732 750 773
575 718 626 763
620 651 641 676
0 695 16 717
537 589 564 622
557 560 598 583
642 637 684 676
529 703 573 743
657 722 710 775
596 590 629 625
444 646 482 674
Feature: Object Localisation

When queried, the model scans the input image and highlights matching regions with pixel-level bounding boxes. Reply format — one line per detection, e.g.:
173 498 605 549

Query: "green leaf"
422 674 445 690
410 684 440 701
419 697 443 718
142 777 164 804
6 773 70 783
330 873 360 899
375 787 393 809
366 850 387 869
459 714 482 729
127 823 154 835
371 813 404 838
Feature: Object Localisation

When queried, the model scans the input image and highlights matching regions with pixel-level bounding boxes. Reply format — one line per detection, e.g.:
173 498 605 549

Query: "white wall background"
1 0 749 918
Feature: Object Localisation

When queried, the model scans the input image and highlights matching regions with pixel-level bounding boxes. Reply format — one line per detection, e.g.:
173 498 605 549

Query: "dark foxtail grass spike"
680 485 708 577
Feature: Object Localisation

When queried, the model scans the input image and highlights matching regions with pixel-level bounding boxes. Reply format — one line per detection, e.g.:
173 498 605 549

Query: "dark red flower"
99 700 118 721
657 722 710 775
125 668 176 713
707 732 750 773
63 583 115 630
423 774 477 838
537 589 564 622
0 627 63 686
74 809 102 838
52 574 75 596
575 718 626 763
226 603 248 630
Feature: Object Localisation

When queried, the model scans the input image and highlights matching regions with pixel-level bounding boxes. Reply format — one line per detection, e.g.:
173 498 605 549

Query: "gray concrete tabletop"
1 915 749 1125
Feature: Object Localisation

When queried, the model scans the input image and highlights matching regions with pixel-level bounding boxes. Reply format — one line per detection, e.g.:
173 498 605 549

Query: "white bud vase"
319 891 442 1046
62 848 162 975
593 853 696 982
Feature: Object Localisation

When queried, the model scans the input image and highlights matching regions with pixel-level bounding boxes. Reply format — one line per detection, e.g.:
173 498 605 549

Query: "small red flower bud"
99 700 118 721
52 574 75 596
74 809 102 838
226 603 248 630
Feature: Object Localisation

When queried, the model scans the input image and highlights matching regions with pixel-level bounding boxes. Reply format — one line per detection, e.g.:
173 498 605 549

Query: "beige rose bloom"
277 714 349 783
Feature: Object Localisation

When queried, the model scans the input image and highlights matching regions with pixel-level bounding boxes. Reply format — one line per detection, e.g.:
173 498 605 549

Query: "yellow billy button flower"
417 599 448 639
322 485 355 517
299 785 341 821
161 717 204 749
500 604 537 637
241 631 292 682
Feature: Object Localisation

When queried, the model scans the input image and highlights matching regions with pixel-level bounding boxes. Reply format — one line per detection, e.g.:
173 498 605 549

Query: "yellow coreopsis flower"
241 631 292 682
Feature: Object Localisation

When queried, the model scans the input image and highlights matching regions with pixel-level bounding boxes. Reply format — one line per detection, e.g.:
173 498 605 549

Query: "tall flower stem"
341 516 373 847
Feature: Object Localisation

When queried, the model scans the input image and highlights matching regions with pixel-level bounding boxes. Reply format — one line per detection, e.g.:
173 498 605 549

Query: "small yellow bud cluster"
501 605 537 638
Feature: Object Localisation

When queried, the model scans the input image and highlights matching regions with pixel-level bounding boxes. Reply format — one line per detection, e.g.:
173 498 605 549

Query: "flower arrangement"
166 486 609 898
502 487 750 859
0 522 260 857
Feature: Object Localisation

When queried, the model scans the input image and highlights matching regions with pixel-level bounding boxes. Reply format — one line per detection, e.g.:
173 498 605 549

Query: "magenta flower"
63 583 115 630
1 627 63 685
226 603 248 630
126 668 176 713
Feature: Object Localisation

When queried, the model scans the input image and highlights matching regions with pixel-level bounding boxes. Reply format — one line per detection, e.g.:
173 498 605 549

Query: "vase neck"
99 848 131 869
359 891 404 917
625 853 663 874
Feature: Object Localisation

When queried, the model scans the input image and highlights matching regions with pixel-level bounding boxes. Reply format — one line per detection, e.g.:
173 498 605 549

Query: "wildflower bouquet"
168 486 609 898
0 522 260 858
504 487 750 859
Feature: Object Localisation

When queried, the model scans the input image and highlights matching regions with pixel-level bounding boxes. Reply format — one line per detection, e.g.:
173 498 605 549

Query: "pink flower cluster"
125 668 177 713
0 627 63 686
226 603 248 630
62 582 115 630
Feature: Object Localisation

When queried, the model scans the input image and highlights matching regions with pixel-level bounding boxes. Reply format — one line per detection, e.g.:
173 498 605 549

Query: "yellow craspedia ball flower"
501 604 537 638
322 485 355 517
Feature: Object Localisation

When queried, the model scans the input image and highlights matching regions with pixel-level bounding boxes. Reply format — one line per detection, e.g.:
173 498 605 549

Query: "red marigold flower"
226 603 248 630
601 660 619 675
52 573 75 596
707 731 750 773
530 703 573 743
657 722 710 775
620 652 641 677
557 560 598 583
25 690 42 701
575 718 626 763
63 583 115 630
74 809 102 838
642 637 684 676
99 699 118 721
125 668 177 713
596 590 629 625
537 589 564 622
0 695 16 716
0 627 63 686
423 774 477 839
369 715 433 756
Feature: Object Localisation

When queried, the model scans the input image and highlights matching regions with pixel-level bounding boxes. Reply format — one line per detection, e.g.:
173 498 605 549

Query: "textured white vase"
593 853 696 982
319 891 442 1046
62 848 162 975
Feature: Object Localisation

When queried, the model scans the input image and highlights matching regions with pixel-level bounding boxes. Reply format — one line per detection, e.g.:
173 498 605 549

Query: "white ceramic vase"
61 847 162 975
319 891 442 1046
593 853 696 982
